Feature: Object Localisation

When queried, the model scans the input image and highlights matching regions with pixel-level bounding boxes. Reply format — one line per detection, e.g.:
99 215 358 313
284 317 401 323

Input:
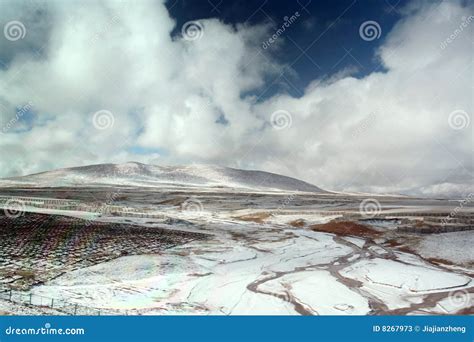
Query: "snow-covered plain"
416 231 474 265
0 162 472 315
24 208 472 315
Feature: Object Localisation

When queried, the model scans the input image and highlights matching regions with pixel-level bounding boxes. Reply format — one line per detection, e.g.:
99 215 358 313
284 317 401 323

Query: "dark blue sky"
167 0 409 98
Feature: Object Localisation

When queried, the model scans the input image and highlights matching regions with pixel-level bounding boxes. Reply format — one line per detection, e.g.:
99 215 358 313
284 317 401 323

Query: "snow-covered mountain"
0 162 326 193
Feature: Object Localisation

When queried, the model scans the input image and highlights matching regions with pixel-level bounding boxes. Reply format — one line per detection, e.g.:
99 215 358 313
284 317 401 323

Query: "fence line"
0 289 127 316
0 195 167 219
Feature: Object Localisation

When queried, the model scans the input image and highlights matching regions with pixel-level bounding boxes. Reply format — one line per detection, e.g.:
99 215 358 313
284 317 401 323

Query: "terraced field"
0 212 207 291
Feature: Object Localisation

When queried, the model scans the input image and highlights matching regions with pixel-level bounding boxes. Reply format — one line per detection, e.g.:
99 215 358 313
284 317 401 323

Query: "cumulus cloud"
0 0 472 197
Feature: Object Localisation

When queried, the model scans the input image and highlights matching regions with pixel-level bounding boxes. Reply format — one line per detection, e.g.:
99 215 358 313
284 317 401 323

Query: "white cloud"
0 0 472 197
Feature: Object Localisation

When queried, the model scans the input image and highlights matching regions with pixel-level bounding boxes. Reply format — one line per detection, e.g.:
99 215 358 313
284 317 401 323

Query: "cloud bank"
0 0 472 197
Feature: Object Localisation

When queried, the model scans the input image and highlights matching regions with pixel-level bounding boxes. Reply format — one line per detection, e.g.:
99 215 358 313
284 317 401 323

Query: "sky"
0 0 472 197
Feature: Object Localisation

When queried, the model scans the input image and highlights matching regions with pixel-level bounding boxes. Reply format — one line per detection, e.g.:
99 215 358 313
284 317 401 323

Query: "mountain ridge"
0 162 326 193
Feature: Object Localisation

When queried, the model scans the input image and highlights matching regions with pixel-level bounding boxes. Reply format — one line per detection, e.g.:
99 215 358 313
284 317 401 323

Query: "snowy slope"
0 162 326 193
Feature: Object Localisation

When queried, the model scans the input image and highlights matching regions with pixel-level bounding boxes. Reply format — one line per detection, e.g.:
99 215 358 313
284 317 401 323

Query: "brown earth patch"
233 212 272 224
310 220 381 239
426 257 456 266
456 307 474 315
230 231 249 239
289 219 306 227
173 250 190 257
394 245 416 254
384 239 404 248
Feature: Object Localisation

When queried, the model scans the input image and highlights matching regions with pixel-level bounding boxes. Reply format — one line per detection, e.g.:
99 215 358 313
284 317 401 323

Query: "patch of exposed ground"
310 221 381 239
233 212 272 224
289 219 306 227
457 307 474 314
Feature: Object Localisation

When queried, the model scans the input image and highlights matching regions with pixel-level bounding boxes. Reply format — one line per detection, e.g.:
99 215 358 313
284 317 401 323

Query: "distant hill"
0 162 326 193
